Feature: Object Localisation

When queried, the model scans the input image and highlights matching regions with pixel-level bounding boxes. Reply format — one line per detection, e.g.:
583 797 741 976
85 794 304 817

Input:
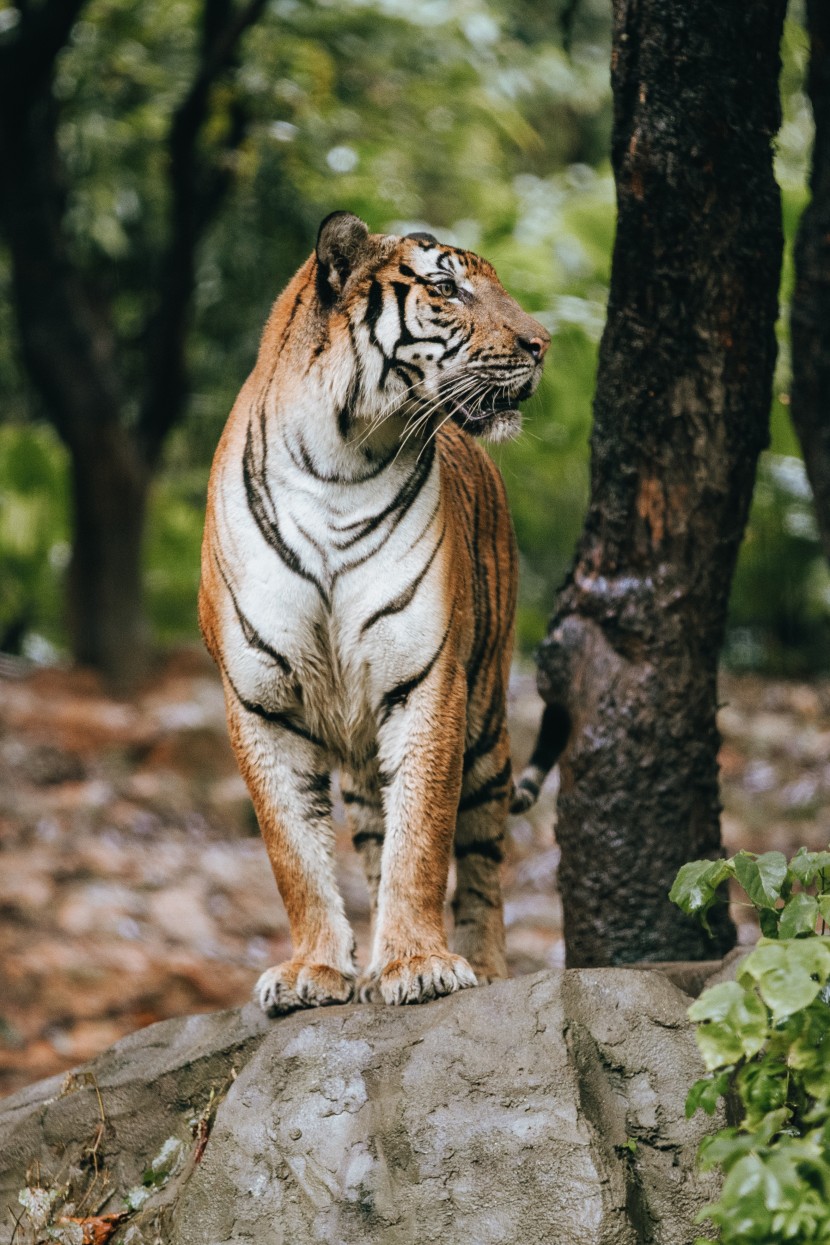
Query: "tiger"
199 210 561 1016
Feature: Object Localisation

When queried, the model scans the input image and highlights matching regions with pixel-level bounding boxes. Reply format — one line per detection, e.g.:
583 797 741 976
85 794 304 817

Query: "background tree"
0 0 273 687
536 0 788 965
791 0 830 563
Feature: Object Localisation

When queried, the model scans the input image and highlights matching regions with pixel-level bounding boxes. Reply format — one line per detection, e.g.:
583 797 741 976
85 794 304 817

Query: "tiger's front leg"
226 700 356 1016
361 663 478 1005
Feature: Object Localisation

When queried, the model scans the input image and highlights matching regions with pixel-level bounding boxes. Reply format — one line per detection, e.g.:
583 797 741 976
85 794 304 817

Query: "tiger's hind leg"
340 761 385 924
451 731 511 983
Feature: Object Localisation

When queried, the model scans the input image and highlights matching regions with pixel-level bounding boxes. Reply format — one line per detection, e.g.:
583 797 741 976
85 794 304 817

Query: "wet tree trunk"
538 0 787 966
791 0 830 561
67 429 152 691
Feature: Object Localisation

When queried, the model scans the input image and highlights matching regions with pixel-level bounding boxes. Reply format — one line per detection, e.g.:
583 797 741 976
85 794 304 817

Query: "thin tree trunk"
791 0 830 561
67 427 151 691
537 0 786 966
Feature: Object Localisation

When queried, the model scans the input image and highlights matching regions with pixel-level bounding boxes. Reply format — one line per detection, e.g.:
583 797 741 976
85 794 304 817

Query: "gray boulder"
0 969 720 1245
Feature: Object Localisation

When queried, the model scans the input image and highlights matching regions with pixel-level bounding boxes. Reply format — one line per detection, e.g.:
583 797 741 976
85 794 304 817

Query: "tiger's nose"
519 334 550 361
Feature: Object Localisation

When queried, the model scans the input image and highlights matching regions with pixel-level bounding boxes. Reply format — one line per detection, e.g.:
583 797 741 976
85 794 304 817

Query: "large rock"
0 970 720 1245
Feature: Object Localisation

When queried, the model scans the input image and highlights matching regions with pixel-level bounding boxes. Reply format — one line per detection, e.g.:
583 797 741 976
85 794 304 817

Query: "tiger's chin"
449 405 523 444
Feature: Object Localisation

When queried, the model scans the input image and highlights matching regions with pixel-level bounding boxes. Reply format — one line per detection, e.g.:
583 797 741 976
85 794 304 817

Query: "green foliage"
725 451 830 676
0 426 70 653
672 848 830 1244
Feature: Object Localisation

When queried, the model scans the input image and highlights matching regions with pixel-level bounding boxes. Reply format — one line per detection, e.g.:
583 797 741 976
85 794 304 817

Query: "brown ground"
2 649 829 1098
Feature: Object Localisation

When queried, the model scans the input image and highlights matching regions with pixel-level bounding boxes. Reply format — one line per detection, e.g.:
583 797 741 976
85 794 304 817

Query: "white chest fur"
210 408 449 762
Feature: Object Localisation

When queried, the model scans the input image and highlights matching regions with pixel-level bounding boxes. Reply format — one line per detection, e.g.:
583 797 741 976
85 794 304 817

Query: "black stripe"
338 403 352 439
242 418 329 606
397 263 430 284
333 439 436 551
455 884 500 909
241 701 324 747
458 758 512 814
278 281 307 351
454 837 505 863
293 515 327 559
343 791 381 809
337 328 363 441
220 658 324 750
378 608 454 725
359 521 446 636
353 829 385 849
392 360 424 384
463 719 503 774
515 778 540 798
298 770 332 820
365 278 385 338
286 430 397 486
213 551 292 675
391 281 417 346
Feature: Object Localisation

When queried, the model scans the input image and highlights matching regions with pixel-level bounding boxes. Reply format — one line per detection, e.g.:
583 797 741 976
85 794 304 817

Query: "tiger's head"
313 211 550 445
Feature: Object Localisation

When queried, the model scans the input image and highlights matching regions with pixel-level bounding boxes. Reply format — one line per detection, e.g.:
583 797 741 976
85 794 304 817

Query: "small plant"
670 848 830 1244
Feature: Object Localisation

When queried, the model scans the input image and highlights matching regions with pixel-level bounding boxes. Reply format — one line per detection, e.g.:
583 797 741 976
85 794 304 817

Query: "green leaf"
733 850 788 910
686 1071 730 1118
756 965 821 1020
689 982 768 1069
759 908 780 939
669 858 732 931
740 939 830 1019
790 849 830 887
689 981 746 1024
818 895 830 924
783 936 830 981
778 892 819 938
740 940 787 981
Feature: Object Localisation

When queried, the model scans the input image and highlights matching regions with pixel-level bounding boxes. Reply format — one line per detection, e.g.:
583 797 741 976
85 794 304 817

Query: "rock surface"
0 969 720 1245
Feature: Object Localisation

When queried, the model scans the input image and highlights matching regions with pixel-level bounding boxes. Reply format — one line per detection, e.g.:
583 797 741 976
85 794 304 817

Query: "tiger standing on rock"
200 211 558 1017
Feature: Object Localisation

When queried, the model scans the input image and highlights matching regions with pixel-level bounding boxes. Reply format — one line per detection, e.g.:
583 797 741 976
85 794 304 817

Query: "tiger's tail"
510 703 570 814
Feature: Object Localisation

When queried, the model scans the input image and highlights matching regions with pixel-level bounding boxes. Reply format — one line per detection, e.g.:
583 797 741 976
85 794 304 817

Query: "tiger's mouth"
446 386 526 442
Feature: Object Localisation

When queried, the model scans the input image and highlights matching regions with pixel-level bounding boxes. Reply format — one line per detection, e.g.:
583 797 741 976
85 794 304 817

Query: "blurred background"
2 0 828 1096
1 0 822 670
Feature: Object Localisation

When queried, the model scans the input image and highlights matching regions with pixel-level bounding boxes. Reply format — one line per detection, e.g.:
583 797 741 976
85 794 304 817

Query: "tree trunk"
67 426 152 691
791 0 830 561
0 1 267 686
537 0 786 966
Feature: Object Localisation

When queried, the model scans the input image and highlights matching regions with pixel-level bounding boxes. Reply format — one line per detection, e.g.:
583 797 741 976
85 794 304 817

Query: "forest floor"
2 648 830 1098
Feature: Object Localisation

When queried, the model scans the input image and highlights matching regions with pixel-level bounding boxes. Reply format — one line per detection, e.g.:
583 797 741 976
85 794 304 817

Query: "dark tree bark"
791 0 830 562
0 0 267 687
537 0 787 966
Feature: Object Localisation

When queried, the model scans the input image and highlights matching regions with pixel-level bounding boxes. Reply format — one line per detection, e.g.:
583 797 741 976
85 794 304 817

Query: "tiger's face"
316 212 550 444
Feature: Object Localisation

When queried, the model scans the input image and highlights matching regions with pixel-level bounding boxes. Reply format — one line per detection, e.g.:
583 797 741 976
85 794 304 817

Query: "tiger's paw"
255 961 355 1017
467 962 508 986
359 953 477 1006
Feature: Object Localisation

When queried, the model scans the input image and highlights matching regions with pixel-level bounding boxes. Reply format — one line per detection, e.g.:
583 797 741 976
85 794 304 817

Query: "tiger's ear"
316 211 371 302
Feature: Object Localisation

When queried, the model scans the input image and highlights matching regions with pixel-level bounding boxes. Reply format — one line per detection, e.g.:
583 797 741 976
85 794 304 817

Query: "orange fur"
200 214 548 1012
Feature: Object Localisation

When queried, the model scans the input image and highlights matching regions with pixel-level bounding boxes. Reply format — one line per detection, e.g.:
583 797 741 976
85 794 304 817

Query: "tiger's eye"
434 280 456 298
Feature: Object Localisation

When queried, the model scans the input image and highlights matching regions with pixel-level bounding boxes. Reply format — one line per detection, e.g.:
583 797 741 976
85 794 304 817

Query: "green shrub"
671 849 830 1244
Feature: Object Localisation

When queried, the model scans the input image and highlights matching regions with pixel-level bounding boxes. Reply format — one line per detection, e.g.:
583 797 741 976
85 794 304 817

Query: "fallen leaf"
58 1212 127 1245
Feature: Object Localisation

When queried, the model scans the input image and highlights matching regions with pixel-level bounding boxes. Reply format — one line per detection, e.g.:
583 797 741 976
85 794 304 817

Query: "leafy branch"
671 848 830 1243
